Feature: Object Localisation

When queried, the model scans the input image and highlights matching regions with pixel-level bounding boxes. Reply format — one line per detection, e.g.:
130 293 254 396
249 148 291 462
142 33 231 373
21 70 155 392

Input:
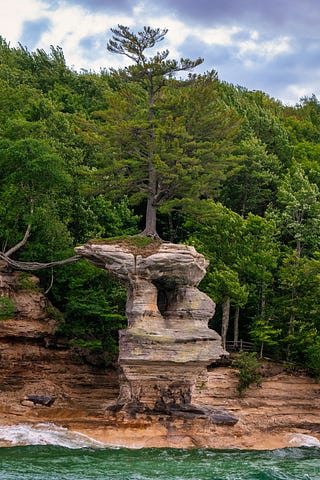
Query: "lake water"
0 423 319 480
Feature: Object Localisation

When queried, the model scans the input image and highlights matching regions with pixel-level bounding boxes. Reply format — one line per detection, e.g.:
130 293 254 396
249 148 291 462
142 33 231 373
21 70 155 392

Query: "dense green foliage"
0 297 15 320
0 30 319 370
232 352 262 396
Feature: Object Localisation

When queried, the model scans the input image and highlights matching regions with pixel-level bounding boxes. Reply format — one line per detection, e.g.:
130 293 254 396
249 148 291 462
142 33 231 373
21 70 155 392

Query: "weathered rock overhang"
75 240 234 422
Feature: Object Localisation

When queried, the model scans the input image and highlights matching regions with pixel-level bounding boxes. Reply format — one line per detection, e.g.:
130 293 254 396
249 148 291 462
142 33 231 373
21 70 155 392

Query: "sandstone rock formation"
0 260 319 448
0 262 119 417
0 262 57 339
75 240 228 418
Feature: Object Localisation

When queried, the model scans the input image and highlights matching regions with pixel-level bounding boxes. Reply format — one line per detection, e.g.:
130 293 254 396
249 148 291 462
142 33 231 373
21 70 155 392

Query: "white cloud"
0 0 291 74
5 0 190 71
284 84 316 105
189 25 292 65
196 26 241 46
23 2 133 71
237 35 292 63
0 0 318 105
0 0 49 44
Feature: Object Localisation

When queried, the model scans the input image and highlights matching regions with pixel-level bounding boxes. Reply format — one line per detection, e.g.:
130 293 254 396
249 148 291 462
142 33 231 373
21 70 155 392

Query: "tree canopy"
105 25 239 237
0 28 320 371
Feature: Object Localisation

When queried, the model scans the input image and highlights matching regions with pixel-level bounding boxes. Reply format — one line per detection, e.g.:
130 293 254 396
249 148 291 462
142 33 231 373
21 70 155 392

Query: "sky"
0 0 320 105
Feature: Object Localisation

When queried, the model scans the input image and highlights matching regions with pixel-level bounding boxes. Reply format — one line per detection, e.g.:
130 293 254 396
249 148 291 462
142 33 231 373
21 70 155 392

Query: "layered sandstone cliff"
0 263 118 413
1 258 319 450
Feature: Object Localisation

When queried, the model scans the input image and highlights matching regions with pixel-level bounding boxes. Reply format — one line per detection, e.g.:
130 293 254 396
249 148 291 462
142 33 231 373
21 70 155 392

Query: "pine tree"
107 25 204 238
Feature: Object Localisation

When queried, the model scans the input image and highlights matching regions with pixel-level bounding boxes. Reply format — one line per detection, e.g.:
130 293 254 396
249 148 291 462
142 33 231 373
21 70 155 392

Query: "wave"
0 423 107 449
1 423 320 452
287 433 320 447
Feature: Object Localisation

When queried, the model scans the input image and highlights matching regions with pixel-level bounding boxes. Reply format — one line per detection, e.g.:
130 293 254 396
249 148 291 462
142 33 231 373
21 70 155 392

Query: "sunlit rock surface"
0 262 319 448
0 264 57 338
75 241 226 414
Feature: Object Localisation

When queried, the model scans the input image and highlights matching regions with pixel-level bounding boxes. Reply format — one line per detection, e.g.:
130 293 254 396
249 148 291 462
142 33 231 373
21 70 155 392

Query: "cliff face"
75 241 225 415
0 260 319 450
0 264 118 416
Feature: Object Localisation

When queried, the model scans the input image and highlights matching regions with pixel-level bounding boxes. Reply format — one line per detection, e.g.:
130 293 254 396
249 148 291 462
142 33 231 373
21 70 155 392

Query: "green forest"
0 26 320 376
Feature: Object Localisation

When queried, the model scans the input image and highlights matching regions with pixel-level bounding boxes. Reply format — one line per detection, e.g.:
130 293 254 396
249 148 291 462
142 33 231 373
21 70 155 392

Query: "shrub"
305 340 320 380
232 351 262 396
16 273 40 292
0 297 15 320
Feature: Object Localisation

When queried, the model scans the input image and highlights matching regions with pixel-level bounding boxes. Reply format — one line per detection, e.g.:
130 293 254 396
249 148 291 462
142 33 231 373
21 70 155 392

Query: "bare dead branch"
44 267 54 294
5 223 32 257
0 252 82 271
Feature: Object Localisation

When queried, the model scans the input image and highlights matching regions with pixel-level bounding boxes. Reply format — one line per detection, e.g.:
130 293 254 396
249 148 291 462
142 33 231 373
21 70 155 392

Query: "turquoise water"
1 445 320 480
0 424 319 480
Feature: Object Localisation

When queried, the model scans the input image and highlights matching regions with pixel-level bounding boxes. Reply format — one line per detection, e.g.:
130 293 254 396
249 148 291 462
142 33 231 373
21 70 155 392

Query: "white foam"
288 433 320 447
0 423 107 449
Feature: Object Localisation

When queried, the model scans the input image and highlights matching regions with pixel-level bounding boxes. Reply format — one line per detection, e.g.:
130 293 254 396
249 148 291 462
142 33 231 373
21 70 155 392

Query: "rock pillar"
75 241 226 413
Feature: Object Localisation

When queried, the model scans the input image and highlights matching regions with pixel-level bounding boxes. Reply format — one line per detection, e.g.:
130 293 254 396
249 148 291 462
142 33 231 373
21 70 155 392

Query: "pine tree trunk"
261 283 266 319
140 156 161 238
140 82 160 239
287 287 296 360
233 305 240 348
143 194 158 238
221 297 231 350
287 246 300 360
260 342 264 359
296 239 301 259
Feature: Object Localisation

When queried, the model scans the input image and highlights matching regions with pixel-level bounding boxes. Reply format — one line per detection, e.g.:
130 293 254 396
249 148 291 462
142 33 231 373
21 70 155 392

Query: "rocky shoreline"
1 261 319 450
0 354 319 449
